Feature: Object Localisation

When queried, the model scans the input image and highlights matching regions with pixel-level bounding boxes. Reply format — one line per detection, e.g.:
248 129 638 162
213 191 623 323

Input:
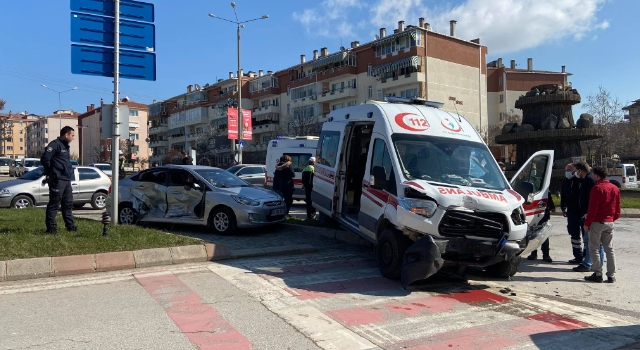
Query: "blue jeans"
581 219 605 268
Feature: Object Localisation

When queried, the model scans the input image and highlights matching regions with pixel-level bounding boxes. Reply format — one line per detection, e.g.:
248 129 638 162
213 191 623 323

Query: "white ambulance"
312 97 553 287
265 136 319 199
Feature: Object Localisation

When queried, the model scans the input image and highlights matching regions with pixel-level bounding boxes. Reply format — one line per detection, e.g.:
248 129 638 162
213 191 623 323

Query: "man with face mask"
560 163 584 264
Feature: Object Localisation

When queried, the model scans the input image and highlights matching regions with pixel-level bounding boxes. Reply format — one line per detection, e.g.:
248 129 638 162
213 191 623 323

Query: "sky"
1 0 638 118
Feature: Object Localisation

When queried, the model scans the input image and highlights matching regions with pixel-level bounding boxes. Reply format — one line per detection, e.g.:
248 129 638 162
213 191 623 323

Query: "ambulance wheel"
376 229 412 280
486 256 520 278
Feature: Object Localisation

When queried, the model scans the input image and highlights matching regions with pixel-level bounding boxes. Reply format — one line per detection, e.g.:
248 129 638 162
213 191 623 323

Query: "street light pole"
208 3 268 165
41 85 77 133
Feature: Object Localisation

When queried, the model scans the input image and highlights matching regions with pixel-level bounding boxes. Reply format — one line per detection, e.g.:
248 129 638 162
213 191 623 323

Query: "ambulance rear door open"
312 122 350 217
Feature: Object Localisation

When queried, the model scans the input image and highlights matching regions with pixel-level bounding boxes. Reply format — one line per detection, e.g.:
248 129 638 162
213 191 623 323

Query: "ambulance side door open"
312 122 349 216
509 150 554 227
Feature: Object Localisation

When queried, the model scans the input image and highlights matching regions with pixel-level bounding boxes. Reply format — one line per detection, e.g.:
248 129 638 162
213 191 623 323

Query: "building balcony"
252 105 279 114
317 87 357 103
186 133 203 142
149 125 168 135
149 140 168 147
379 72 425 89
183 116 208 127
252 123 279 134
249 86 280 98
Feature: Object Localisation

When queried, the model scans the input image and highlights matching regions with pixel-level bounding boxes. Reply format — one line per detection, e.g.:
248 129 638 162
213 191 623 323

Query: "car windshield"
0 159 10 166
393 134 508 190
19 166 45 180
195 169 249 188
226 165 243 174
95 164 111 171
24 160 41 167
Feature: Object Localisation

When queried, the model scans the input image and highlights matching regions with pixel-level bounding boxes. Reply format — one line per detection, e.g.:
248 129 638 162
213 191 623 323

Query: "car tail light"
108 186 112 194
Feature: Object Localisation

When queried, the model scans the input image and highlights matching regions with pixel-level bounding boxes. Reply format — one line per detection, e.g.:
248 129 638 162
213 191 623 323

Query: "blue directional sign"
70 0 154 22
71 12 155 52
71 44 156 81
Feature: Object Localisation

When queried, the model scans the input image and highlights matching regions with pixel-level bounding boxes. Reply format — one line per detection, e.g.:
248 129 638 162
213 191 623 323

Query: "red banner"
227 107 238 140
242 109 252 140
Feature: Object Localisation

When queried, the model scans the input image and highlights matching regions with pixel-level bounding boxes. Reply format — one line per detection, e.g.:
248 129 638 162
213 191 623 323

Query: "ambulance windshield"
393 135 508 190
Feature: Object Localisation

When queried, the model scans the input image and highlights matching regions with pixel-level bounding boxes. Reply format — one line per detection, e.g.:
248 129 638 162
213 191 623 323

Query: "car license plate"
271 209 285 216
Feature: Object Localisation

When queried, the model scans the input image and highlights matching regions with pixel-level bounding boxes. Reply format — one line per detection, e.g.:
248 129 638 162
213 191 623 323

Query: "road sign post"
70 0 155 225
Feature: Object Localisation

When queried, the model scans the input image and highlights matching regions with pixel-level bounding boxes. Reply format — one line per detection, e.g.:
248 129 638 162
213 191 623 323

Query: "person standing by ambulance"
275 155 295 216
302 157 316 219
40 126 77 235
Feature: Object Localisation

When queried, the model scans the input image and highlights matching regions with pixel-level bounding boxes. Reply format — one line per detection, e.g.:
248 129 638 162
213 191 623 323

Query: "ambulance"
311 97 553 288
265 136 319 200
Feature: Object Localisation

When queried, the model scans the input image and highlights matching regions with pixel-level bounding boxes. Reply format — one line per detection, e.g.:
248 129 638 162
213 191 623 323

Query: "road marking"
135 271 252 350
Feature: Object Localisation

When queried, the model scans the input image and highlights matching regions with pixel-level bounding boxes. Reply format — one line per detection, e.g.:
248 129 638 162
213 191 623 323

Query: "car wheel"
11 195 33 209
91 192 108 209
208 207 237 235
485 256 521 278
610 180 621 189
376 229 412 280
118 204 138 225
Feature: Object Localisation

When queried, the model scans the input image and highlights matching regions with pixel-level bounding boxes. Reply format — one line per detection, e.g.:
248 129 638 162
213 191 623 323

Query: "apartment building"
487 58 570 125
26 111 80 158
623 99 640 120
0 111 39 159
150 18 489 165
77 98 151 166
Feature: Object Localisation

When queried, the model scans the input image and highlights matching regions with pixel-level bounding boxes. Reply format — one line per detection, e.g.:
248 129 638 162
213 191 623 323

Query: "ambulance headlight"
398 198 438 218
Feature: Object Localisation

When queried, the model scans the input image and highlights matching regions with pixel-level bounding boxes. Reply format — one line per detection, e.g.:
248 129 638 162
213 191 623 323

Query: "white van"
312 97 553 287
609 164 637 189
0 157 10 175
265 136 319 199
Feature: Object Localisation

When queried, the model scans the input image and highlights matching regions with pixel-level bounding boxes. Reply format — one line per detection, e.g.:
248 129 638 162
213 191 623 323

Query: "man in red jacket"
583 166 620 283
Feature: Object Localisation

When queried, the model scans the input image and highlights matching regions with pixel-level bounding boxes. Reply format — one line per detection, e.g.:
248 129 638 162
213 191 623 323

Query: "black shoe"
45 229 58 236
568 258 583 264
584 273 603 283
527 252 537 260
66 226 78 232
543 256 553 263
607 276 616 283
573 265 591 272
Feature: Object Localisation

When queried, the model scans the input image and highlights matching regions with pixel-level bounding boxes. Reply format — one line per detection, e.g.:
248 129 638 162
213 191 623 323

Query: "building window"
400 88 418 98
368 86 373 99
375 34 421 57
19 138 23 142
498 76 503 86
7 146 12 151
19 129 23 134
499 113 504 121
129 110 139 117
19 147 23 151
19 121 23 127
499 94 504 103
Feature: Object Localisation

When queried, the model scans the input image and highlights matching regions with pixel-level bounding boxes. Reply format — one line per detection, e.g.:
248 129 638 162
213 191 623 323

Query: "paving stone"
95 251 135 272
53 254 96 276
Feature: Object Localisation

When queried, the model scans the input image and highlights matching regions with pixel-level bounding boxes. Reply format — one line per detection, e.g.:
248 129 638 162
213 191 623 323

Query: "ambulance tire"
376 229 412 280
486 256 520 278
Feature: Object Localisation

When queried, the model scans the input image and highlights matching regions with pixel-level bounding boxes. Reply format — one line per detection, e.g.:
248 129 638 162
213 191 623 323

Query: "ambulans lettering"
437 187 508 202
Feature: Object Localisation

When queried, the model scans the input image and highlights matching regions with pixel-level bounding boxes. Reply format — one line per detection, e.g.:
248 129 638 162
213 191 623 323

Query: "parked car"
609 163 638 189
0 157 10 175
89 163 113 179
70 160 79 166
18 158 41 177
226 164 267 187
0 166 111 209
8 159 22 177
107 165 286 234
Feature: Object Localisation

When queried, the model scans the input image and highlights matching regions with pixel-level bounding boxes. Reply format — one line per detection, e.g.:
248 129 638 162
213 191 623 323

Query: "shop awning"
312 51 348 69
373 29 418 48
369 56 422 76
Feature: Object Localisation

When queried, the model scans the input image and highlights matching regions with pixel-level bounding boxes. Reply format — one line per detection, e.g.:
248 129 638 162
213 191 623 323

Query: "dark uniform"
561 176 584 262
41 138 75 233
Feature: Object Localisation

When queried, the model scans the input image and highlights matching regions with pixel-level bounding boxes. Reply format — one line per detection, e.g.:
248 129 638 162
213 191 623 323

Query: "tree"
279 103 322 137
582 86 626 161
195 120 231 165
0 98 8 157
0 98 5 111
163 148 183 165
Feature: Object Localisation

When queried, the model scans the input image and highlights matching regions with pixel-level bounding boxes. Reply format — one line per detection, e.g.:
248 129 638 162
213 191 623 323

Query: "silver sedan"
106 165 286 234
0 166 112 209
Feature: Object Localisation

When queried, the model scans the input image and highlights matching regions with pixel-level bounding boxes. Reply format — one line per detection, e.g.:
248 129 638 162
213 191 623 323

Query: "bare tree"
0 98 8 156
582 86 625 160
279 103 322 137
0 98 5 111
163 148 183 165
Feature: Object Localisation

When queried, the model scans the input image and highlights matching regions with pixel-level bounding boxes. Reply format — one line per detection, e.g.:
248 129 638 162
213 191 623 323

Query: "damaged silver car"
106 165 287 234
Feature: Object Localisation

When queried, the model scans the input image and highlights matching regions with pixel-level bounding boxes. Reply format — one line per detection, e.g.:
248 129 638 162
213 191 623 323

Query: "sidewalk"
551 208 640 218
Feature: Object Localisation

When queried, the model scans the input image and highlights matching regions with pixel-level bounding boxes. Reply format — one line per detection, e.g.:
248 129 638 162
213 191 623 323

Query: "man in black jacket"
573 161 604 272
41 126 77 235
561 163 584 264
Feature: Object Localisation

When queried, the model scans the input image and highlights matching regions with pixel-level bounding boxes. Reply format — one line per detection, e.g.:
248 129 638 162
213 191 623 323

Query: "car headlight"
0 189 10 195
231 195 260 207
398 198 438 218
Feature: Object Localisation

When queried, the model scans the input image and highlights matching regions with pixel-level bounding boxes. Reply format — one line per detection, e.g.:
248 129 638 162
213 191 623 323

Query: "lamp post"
41 85 77 132
208 2 268 165
77 125 90 165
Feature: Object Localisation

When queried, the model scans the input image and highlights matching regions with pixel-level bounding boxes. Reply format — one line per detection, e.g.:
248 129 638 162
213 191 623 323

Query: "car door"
129 169 168 219
77 168 102 201
312 122 349 216
166 169 205 220
71 169 81 201
509 150 554 227
240 167 263 186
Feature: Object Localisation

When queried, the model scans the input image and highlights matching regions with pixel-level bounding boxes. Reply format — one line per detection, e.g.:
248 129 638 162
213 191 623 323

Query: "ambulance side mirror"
371 166 388 190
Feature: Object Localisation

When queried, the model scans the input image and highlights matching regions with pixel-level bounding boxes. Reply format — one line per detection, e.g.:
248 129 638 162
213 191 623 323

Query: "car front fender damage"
401 235 444 289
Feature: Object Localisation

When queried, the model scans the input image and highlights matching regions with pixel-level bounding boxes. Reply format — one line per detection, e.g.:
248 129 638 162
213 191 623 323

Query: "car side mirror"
371 166 387 190
516 181 535 204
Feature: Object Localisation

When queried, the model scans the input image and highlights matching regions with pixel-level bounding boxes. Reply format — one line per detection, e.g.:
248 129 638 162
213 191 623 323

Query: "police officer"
41 126 77 235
